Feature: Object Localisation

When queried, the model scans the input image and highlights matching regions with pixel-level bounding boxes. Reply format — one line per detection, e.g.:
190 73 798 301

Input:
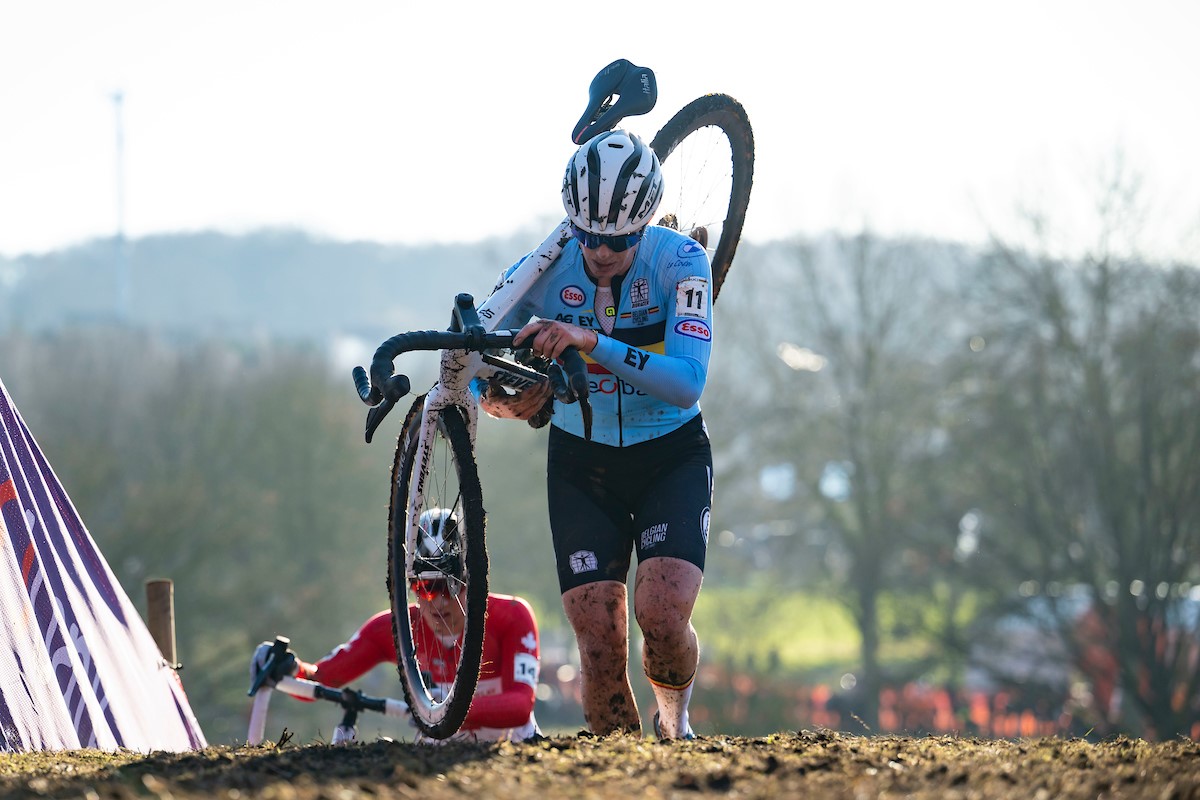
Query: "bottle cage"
571 58 657 144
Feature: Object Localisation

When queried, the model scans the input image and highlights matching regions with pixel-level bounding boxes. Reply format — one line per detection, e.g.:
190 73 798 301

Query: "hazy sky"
2 0 1197 259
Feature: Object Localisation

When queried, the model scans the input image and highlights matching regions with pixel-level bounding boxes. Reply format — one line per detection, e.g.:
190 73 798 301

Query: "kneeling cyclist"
251 509 542 742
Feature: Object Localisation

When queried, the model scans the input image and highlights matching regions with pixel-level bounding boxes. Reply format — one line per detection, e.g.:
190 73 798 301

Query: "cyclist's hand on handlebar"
513 318 594 440
514 319 599 361
251 640 299 689
480 377 553 421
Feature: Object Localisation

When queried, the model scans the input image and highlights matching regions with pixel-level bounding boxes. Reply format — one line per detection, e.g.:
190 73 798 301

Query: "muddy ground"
2 730 1197 799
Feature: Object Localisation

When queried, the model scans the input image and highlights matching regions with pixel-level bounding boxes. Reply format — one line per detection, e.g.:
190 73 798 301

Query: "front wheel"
387 396 489 739
651 93 755 302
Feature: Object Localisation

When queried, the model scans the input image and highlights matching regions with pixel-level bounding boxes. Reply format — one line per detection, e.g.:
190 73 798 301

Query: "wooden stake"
145 578 177 666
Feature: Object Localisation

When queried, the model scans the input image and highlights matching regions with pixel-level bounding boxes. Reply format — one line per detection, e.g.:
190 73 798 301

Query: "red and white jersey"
298 593 540 742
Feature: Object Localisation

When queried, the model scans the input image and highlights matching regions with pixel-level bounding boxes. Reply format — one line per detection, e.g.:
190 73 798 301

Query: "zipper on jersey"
609 272 627 448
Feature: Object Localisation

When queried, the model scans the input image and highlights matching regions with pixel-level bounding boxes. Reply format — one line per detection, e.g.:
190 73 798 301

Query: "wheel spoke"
387 398 488 739
651 94 755 301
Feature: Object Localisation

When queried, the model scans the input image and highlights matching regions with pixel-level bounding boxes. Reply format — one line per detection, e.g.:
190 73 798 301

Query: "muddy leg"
562 580 641 735
634 557 703 737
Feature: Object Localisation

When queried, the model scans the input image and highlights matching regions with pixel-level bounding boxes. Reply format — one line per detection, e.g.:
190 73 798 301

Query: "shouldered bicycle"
352 59 754 740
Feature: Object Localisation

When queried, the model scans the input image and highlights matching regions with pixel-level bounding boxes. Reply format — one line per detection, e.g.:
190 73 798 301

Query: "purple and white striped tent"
0 378 206 752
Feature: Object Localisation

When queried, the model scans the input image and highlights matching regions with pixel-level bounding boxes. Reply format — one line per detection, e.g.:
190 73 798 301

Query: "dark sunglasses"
570 223 645 253
410 578 455 601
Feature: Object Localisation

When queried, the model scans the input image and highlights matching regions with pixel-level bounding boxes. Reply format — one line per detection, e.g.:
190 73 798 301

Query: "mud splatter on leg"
563 580 641 735
634 557 704 738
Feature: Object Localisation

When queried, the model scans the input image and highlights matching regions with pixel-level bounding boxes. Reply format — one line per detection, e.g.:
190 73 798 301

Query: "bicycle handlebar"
247 674 409 746
272 675 410 719
247 635 412 746
355 328 522 407
353 295 593 442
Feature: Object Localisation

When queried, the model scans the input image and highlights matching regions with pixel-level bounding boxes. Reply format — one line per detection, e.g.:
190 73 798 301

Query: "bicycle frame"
349 215 589 734
397 218 571 585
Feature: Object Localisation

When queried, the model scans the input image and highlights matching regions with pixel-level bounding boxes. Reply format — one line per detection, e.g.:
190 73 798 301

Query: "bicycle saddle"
571 58 657 144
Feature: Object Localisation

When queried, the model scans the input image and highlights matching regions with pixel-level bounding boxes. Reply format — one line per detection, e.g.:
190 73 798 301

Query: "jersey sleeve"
588 248 713 408
298 610 396 688
462 597 540 731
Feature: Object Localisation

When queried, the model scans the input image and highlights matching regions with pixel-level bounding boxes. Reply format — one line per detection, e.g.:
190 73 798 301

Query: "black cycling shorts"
546 414 713 594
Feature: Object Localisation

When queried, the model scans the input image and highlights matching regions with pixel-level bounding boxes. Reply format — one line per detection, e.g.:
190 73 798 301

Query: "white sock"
649 676 694 738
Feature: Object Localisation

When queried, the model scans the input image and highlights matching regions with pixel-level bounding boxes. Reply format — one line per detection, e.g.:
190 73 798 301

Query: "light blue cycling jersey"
482 225 714 447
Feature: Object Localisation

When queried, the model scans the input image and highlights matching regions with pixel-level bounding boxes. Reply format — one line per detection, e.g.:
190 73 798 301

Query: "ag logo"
560 285 586 307
677 240 706 258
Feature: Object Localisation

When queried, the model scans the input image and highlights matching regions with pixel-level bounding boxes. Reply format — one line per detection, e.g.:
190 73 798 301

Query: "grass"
692 587 951 680
693 587 861 672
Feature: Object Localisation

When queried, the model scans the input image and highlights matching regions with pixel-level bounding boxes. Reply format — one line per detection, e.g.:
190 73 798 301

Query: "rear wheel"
387 396 488 739
651 93 755 302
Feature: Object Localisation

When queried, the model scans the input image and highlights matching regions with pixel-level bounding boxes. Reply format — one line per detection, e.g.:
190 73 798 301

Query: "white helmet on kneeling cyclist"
410 508 463 584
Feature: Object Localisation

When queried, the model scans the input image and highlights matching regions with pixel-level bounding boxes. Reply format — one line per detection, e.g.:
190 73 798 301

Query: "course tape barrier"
0 378 206 752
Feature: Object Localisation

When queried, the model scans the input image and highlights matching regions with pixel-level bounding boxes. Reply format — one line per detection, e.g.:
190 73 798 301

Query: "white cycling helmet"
411 508 462 582
562 129 663 236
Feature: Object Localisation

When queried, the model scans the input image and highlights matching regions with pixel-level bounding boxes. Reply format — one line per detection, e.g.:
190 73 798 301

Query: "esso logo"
674 319 712 341
560 285 586 307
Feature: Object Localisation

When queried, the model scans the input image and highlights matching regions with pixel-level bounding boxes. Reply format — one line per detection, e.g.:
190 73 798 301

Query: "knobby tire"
387 396 489 739
650 93 755 302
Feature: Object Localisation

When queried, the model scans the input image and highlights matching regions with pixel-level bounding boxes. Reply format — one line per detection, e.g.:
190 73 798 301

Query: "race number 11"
675 277 710 320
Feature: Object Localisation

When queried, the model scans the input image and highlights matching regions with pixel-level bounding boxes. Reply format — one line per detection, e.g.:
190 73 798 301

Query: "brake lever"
364 397 394 444
557 347 592 442
355 371 411 444
247 637 293 697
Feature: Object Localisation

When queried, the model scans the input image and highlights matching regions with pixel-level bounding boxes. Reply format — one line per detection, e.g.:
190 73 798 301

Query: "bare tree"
716 231 971 728
955 158 1200 737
